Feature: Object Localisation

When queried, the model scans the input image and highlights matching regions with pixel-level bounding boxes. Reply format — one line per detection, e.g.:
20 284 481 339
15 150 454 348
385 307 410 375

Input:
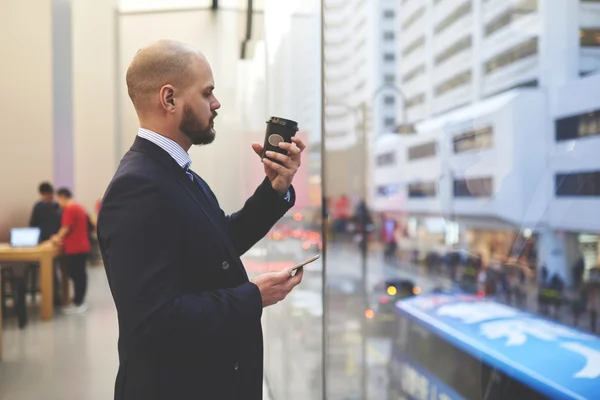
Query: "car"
365 278 420 337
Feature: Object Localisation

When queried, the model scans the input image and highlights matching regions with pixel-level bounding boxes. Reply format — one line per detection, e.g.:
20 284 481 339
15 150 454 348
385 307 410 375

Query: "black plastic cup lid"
267 116 299 130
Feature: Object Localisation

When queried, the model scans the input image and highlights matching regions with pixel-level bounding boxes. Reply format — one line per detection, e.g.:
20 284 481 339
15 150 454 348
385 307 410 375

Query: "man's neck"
139 123 192 152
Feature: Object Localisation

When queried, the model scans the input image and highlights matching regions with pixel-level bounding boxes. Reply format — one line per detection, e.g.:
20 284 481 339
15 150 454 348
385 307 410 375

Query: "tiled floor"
0 266 119 400
0 266 271 400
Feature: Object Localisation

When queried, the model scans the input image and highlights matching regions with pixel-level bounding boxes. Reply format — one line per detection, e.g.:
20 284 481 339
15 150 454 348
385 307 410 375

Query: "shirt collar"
137 128 192 169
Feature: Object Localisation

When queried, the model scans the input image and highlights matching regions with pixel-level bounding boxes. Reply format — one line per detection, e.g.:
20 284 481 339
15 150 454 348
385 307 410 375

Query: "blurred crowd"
324 194 600 335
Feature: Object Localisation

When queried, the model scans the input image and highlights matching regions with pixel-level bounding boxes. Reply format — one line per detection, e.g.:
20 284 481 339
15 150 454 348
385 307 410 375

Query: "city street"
259 237 597 400
259 239 451 400
324 241 447 400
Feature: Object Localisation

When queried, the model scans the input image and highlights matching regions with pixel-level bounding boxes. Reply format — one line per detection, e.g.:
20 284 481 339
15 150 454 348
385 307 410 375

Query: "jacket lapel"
188 172 249 278
130 137 246 277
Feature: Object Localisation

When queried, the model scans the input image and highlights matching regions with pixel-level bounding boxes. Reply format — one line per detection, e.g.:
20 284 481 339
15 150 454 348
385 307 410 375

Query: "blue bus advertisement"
387 293 600 400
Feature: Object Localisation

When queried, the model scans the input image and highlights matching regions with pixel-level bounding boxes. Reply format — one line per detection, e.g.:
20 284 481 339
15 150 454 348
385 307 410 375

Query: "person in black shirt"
29 182 62 306
30 182 62 242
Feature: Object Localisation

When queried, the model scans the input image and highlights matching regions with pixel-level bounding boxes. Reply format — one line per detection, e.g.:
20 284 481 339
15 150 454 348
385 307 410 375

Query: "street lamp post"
325 84 416 399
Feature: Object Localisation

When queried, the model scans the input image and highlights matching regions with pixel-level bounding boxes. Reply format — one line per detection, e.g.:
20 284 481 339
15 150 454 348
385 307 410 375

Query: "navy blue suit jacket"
97 136 294 400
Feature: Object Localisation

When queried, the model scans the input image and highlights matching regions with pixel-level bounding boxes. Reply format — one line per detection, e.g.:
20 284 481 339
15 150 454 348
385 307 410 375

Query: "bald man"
97 40 305 400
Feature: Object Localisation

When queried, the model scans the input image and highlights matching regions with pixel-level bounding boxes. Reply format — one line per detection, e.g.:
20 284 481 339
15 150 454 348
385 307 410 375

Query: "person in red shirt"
332 194 351 237
51 188 91 314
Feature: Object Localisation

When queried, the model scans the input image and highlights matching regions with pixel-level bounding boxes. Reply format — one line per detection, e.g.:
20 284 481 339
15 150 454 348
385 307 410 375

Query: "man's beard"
180 103 216 146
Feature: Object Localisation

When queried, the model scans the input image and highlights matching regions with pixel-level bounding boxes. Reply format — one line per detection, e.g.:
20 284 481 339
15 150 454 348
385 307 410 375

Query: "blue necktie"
183 162 194 182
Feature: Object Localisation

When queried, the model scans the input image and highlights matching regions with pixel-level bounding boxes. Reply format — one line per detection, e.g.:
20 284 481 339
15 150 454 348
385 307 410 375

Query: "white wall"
397 0 585 123
512 91 551 229
0 0 315 241
73 0 118 212
374 70 600 236
372 90 549 228
117 5 317 213
579 1 600 29
0 0 54 241
538 0 580 92
372 134 409 213
0 0 118 241
118 9 260 213
548 72 600 233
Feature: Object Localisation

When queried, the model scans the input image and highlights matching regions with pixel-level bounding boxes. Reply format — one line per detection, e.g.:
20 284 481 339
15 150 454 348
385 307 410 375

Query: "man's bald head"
125 39 221 150
126 39 205 112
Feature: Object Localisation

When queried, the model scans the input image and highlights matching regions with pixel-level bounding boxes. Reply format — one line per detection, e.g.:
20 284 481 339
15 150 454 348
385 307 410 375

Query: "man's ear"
160 85 176 112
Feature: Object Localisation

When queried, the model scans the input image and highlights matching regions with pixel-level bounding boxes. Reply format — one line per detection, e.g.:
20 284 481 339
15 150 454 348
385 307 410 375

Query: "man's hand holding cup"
251 117 305 196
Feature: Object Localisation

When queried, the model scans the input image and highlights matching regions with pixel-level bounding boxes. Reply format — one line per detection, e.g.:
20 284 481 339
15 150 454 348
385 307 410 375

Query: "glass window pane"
276 0 600 399
260 2 323 399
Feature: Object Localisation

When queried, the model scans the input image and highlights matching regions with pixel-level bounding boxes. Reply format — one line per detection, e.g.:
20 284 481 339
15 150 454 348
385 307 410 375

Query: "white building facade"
323 0 400 199
374 0 600 285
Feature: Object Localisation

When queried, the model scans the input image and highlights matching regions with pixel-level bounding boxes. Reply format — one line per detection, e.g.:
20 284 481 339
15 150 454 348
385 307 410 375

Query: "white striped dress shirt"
138 128 192 169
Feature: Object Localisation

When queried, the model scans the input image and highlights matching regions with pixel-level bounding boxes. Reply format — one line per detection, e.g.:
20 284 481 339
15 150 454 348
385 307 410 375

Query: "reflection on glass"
263 0 600 398
387 294 600 399
484 38 538 74
258 1 323 400
452 127 493 154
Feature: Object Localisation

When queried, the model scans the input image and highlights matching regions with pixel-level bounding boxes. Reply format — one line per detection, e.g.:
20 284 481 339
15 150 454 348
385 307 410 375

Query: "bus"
387 293 600 400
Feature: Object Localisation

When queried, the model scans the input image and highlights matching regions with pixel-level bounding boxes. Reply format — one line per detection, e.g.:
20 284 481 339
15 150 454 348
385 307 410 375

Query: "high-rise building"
372 0 401 136
323 0 400 199
396 0 600 121
373 0 600 284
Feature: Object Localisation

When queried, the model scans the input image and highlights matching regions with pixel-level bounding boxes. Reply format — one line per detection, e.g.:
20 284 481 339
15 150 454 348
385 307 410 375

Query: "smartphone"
291 254 320 276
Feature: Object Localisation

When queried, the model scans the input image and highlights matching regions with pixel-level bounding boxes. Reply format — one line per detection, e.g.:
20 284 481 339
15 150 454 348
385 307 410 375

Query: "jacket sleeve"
97 174 262 353
224 178 295 256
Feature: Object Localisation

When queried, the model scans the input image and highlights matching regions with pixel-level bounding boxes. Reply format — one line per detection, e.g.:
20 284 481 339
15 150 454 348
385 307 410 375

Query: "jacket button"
222 261 230 270
234 362 239 371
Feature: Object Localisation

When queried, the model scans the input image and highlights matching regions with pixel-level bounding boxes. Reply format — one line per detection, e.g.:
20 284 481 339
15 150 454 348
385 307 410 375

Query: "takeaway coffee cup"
261 117 299 164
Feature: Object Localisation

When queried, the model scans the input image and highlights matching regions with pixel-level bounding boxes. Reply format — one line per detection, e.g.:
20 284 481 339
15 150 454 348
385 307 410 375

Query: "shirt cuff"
284 190 291 202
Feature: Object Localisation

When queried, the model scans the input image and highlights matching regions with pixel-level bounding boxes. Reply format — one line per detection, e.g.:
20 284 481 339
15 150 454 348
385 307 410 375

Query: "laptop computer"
10 227 41 247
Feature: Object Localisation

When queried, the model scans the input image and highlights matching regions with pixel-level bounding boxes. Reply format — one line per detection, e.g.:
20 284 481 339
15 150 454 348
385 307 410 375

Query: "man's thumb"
278 267 293 280
251 143 263 157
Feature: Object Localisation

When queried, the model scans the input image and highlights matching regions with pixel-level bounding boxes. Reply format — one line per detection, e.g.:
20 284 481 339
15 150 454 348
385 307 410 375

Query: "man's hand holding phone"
251 267 304 308
250 254 319 308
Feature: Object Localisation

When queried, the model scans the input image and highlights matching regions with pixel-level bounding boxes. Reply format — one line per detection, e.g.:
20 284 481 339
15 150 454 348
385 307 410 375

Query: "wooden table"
0 243 62 361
